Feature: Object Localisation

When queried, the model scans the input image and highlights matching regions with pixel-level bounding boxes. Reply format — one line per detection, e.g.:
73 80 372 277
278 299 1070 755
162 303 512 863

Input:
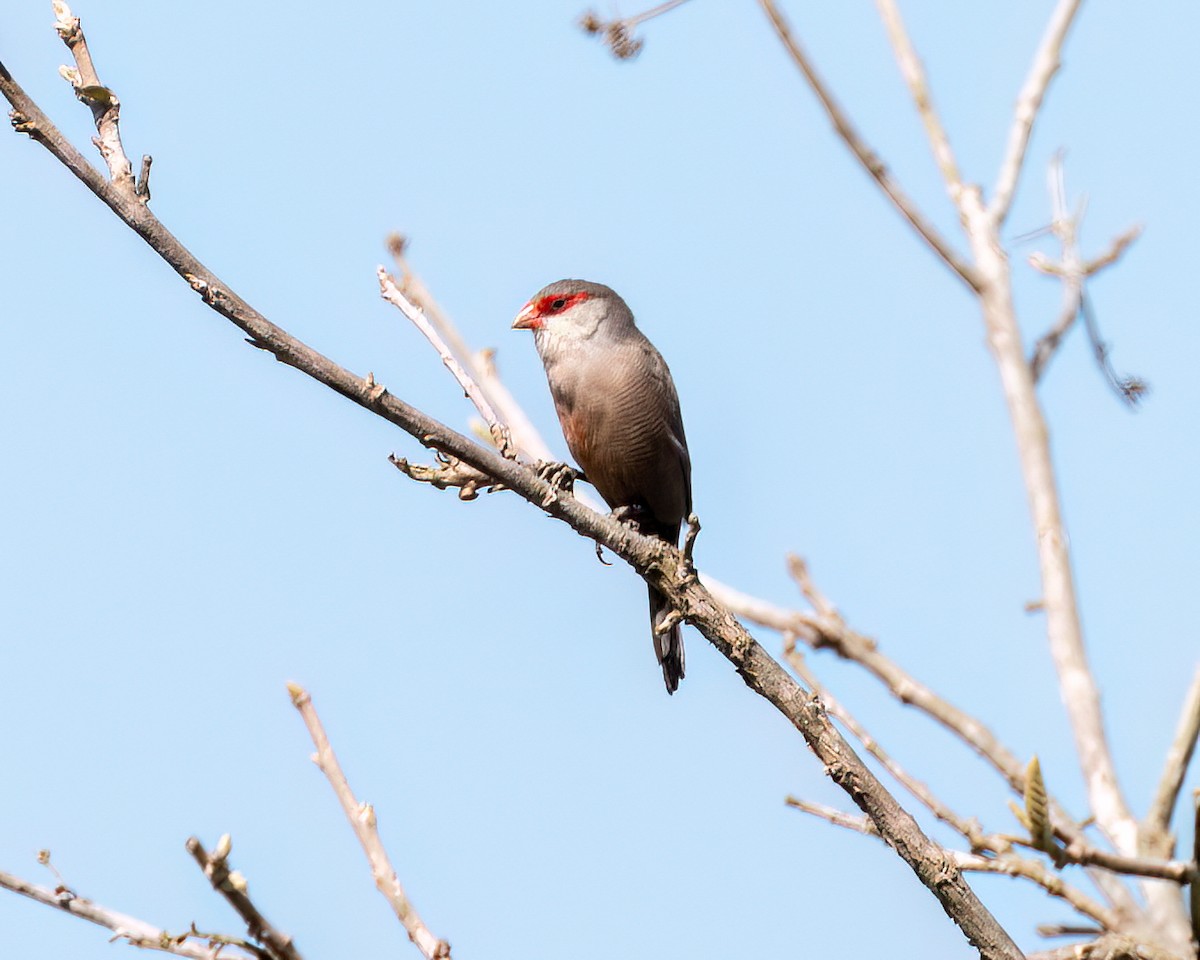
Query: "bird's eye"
550 298 567 311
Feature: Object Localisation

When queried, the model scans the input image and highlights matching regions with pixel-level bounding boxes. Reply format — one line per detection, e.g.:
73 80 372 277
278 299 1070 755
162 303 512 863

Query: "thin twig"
1029 286 1081 383
757 0 980 292
1027 160 1145 399
1145 666 1200 844
1083 224 1142 276
785 642 991 849
774 554 1142 915
1037 923 1103 938
788 777 1119 930
951 851 1120 931
386 237 554 468
1078 291 1147 406
288 685 452 960
1053 837 1194 884
185 836 301 960
785 796 877 835
1025 936 1181 960
0 867 258 960
378 268 515 458
51 0 136 194
989 0 1084 226
874 0 965 204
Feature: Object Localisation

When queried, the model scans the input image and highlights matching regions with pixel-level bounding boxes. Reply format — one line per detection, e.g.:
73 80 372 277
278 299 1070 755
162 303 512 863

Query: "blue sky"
2 2 1197 957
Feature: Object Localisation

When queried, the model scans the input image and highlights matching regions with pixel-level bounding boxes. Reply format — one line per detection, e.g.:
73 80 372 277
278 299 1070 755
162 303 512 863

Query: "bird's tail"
649 586 685 694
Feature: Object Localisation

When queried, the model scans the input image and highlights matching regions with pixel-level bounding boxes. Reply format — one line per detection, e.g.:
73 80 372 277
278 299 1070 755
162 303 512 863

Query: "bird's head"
512 279 634 343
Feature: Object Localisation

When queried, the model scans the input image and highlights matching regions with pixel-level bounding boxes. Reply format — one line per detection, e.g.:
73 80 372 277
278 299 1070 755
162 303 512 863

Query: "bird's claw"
610 503 651 533
594 540 613 566
535 460 583 494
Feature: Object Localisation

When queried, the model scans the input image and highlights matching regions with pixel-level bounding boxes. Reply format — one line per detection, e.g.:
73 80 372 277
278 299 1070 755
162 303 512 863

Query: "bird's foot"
535 460 584 494
610 503 651 533
595 503 650 565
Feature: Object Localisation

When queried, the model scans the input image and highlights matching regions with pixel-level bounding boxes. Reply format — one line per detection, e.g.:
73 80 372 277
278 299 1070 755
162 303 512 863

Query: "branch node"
135 153 152 201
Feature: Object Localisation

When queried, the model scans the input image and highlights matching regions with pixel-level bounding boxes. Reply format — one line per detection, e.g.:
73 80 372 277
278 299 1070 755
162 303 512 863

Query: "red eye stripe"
535 291 590 316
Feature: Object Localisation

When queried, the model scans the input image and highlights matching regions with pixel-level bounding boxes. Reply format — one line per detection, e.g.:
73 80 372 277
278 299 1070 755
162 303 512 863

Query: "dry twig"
378 268 514 458
989 0 1084 226
1145 667 1200 849
185 836 301 960
757 0 980 291
873 0 964 204
288 685 452 960
0 865 258 960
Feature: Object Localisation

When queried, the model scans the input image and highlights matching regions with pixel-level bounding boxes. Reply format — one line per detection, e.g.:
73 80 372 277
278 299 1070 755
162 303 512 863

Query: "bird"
513 280 692 693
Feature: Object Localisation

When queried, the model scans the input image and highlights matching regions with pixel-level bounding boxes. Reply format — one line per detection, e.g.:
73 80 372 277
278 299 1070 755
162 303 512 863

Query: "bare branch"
1028 161 1146 403
874 0 965 204
1145 666 1200 844
387 237 550 466
0 866 258 960
378 268 515 459
758 556 1144 914
0 23 1056 957
1026 935 1182 960
959 178 1140 866
785 796 877 835
757 0 980 292
185 836 301 960
989 0 1084 226
1051 840 1194 885
288 685 451 959
1029 286 1081 383
786 642 991 849
1078 291 1148 406
51 0 136 193
1083 224 1142 276
952 851 1120 931
1036 922 1103 938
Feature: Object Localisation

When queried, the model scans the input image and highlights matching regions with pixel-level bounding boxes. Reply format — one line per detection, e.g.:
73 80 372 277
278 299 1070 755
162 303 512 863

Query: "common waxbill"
513 280 692 693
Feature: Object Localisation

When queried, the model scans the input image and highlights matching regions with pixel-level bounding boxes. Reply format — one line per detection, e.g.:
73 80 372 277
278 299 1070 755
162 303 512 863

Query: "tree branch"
770 561 1141 918
387 237 551 466
951 851 1120 931
0 42 1024 959
758 0 980 292
1027 157 1147 402
1145 666 1200 846
378 268 514 458
989 0 1084 226
185 836 301 960
0 866 259 960
960 184 1139 856
873 0 965 205
289 685 451 960
785 796 877 835
786 642 991 848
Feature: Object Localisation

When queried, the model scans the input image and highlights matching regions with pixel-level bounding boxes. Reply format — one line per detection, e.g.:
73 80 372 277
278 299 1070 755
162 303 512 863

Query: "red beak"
512 301 540 330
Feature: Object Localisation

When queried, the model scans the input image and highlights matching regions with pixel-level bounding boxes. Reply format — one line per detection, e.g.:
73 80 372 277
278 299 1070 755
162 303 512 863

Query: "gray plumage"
514 280 691 693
